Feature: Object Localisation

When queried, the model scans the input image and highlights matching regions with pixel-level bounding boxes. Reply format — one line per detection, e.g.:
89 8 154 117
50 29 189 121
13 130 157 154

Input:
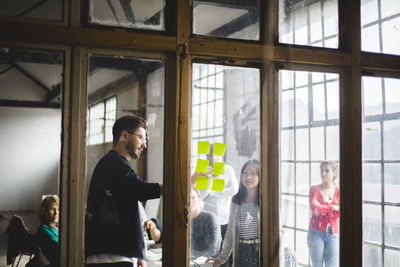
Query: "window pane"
361 0 400 55
361 0 378 25
0 0 63 21
384 163 400 203
326 125 339 161
280 70 340 266
382 17 400 55
363 77 383 116
296 196 309 230
385 206 400 247
362 76 400 267
85 55 165 266
88 0 165 31
362 25 381 53
385 78 400 113
190 64 260 264
384 120 400 160
326 80 339 120
364 244 382 267
384 249 400 267
363 122 381 160
282 162 295 194
279 0 338 48
363 163 381 202
296 128 309 160
313 83 326 121
282 90 294 127
296 230 310 265
296 87 308 126
0 47 64 266
296 163 309 195
281 130 294 161
363 203 382 244
311 127 325 161
192 0 260 41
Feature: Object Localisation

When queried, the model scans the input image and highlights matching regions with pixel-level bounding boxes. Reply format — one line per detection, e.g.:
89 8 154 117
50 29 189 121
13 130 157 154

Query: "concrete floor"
0 211 39 267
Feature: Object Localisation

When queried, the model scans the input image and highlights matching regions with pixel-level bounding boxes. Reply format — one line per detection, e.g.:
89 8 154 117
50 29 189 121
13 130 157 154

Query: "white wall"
0 106 61 211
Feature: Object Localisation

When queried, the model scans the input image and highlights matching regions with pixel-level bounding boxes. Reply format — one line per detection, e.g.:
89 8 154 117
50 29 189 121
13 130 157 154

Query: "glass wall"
192 0 259 40
279 0 338 48
361 0 400 55
85 54 165 266
362 76 400 267
88 0 165 31
0 0 63 21
0 47 64 266
279 70 340 267
190 63 260 266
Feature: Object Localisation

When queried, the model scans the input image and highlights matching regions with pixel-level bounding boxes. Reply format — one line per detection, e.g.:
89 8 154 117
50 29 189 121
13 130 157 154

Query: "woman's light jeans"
307 226 338 267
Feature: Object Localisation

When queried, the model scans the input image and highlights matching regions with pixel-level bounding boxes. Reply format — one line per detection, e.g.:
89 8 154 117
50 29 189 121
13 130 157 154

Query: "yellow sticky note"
197 141 210 154
212 142 227 157
195 159 209 173
196 176 209 190
211 178 225 191
212 162 225 176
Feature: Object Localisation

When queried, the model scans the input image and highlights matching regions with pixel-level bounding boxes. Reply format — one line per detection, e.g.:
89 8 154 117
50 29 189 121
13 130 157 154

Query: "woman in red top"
307 161 339 267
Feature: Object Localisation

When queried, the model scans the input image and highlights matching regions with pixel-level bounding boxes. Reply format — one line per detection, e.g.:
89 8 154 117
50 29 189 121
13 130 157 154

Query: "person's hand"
144 220 156 230
137 259 147 267
191 171 212 187
206 257 222 267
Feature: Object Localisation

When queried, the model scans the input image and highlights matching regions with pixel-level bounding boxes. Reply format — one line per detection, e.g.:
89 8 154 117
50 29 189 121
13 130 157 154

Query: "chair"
5 215 35 267
284 247 297 267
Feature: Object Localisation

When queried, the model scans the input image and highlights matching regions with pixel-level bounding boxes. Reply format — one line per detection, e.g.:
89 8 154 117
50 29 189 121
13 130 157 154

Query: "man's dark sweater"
86 150 160 260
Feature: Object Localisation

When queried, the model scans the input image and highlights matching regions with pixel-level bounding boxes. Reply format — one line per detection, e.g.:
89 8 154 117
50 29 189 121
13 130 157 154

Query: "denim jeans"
236 242 259 267
307 227 339 267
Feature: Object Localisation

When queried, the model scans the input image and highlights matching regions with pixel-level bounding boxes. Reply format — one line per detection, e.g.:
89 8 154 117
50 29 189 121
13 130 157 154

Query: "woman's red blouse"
309 185 340 233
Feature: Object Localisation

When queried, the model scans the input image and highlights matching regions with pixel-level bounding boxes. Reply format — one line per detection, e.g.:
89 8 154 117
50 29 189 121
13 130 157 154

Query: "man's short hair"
112 115 147 144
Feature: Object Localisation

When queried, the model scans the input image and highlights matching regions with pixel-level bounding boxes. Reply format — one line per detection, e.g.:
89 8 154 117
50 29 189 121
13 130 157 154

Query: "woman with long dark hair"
207 159 260 267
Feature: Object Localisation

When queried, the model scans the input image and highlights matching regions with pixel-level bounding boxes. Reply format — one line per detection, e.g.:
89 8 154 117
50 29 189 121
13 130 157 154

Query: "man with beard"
85 115 163 267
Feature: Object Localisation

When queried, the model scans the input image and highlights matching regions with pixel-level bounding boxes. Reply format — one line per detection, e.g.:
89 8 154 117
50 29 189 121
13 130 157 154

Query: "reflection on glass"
190 64 260 266
0 0 63 21
279 0 338 48
85 55 164 265
279 70 340 267
362 76 400 267
193 0 260 40
89 0 165 31
0 47 64 266
361 0 400 55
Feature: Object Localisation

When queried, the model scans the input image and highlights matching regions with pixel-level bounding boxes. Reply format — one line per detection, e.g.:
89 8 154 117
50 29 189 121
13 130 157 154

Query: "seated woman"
36 195 59 267
190 188 221 259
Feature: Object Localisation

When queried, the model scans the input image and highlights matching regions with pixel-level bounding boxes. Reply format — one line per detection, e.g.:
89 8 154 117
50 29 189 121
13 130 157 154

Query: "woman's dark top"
36 224 58 267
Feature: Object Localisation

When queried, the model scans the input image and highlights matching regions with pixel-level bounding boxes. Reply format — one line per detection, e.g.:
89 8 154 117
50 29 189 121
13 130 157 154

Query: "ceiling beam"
208 9 258 37
119 0 136 23
10 61 51 92
0 99 60 108
46 83 62 103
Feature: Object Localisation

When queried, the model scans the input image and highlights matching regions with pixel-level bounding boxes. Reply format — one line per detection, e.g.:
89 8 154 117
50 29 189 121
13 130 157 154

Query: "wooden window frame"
1 0 400 266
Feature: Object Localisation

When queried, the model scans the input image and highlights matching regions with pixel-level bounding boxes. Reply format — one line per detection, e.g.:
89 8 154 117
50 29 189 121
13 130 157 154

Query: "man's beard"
126 143 139 159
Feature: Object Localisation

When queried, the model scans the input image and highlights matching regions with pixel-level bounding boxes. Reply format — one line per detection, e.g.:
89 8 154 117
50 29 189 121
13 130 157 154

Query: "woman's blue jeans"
307 227 339 267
